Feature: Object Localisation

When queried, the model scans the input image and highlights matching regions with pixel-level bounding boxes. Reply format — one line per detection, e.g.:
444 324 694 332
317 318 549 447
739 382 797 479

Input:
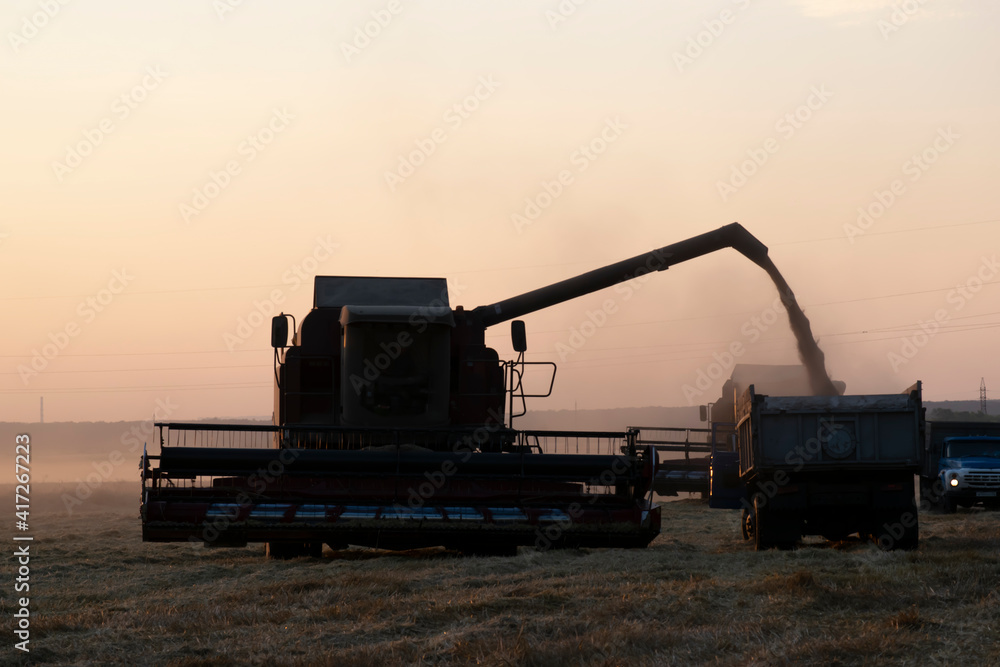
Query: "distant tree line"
928 408 1000 422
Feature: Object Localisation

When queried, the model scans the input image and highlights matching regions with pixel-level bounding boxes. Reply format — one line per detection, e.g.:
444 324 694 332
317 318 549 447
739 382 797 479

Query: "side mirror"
699 405 708 422
271 315 289 348
511 320 527 353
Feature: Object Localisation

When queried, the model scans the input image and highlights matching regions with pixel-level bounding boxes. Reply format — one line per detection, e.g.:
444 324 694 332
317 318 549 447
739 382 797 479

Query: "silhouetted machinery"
141 223 772 557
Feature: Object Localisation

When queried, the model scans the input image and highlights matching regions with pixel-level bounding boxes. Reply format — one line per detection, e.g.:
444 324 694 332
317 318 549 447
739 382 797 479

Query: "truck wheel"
894 521 919 550
940 496 956 514
741 507 755 541
773 514 799 551
872 511 919 551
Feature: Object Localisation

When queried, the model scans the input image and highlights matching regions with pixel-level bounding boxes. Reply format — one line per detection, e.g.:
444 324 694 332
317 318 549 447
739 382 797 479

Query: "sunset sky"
3 0 998 423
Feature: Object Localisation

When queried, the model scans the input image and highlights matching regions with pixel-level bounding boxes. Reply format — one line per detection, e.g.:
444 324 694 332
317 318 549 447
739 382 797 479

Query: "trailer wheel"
741 507 755 541
894 521 919 550
753 499 800 551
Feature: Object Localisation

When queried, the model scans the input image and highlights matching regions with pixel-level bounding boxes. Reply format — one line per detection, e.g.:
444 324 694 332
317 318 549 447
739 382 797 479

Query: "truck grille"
965 472 1000 488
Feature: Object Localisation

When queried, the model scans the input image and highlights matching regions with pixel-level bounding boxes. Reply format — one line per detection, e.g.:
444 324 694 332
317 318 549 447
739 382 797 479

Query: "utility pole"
40 396 44 424
981 378 988 415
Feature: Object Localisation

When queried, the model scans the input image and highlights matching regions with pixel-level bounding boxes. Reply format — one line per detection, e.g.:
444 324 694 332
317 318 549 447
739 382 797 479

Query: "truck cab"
938 436 1000 511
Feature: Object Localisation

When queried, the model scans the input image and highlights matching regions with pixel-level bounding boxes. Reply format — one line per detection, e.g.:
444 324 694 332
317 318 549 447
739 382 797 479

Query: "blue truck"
921 421 1000 512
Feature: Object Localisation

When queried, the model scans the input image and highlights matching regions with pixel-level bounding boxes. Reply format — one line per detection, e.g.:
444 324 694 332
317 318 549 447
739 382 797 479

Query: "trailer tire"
741 507 755 541
754 499 800 551
894 522 919 551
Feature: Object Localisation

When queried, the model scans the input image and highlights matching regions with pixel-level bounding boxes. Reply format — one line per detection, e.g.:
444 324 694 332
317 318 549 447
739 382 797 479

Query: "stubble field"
5 485 1000 666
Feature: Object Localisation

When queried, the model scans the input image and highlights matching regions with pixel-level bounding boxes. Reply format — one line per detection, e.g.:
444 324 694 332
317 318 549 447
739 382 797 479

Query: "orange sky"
3 1 999 422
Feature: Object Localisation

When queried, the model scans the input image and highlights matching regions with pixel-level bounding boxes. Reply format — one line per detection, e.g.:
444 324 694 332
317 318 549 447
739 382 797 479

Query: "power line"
542 319 1000 367
487 280 1000 340
0 284 287 302
0 382 270 395
9 317 998 393
0 261 597 303
0 349 269 359
6 217 998 302
773 217 1000 246
0 364 269 376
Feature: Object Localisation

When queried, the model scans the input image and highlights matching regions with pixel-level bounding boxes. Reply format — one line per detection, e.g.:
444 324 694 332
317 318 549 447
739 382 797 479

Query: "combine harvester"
141 223 830 557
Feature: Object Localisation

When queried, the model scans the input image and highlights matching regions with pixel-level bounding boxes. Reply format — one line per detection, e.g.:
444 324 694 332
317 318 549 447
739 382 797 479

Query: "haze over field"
2 398 992 484
3 1 999 423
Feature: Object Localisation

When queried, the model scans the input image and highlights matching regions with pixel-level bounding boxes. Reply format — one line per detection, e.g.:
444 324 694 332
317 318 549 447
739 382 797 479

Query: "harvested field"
6 488 1000 666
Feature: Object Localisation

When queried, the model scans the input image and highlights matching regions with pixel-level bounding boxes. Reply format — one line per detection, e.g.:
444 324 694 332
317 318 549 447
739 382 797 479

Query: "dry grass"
5 491 1000 666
